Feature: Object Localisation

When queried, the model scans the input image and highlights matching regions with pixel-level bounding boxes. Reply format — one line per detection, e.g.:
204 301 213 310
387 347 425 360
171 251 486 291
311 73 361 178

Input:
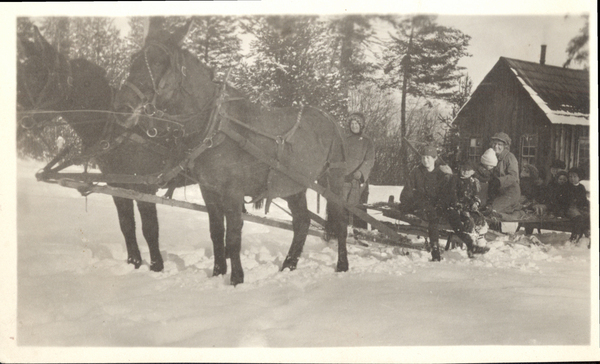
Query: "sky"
111 13 587 90
436 15 588 87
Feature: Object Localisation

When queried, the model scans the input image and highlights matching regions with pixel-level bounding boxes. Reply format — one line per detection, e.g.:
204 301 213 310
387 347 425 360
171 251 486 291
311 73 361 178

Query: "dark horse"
16 26 190 272
113 20 350 285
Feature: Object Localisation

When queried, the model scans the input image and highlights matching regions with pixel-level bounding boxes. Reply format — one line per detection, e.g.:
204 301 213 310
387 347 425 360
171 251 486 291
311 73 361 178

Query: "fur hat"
480 148 498 167
347 112 366 129
521 163 539 180
491 132 511 146
420 145 438 158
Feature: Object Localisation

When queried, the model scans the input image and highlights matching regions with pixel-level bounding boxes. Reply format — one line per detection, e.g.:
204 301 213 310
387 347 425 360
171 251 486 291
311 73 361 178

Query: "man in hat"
485 132 521 216
399 145 451 261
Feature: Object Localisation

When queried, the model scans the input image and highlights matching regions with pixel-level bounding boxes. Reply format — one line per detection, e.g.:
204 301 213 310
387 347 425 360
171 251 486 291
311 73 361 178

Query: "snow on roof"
504 58 590 126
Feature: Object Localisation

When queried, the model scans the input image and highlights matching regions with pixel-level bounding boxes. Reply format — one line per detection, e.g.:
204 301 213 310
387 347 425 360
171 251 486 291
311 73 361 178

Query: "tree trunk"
399 23 414 184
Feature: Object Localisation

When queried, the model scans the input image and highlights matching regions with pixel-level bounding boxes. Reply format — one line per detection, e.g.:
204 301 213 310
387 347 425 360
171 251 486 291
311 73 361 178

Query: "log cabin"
453 48 590 181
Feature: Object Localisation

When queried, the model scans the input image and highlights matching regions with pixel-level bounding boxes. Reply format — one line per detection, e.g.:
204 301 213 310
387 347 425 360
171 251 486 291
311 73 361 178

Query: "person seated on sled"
483 132 521 218
323 112 374 239
530 160 567 215
342 112 375 228
547 158 566 186
566 167 590 243
399 145 451 262
445 160 489 258
474 148 498 207
544 170 570 217
520 163 541 202
519 162 548 213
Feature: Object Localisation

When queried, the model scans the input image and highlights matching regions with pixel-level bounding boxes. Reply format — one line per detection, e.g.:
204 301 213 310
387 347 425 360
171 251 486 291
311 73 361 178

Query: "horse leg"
281 191 310 271
136 201 163 272
200 187 227 277
328 169 349 272
113 197 142 268
223 192 245 286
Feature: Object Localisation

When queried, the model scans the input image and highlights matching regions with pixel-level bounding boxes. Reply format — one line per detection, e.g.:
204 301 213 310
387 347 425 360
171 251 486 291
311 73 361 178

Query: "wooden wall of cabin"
550 124 590 178
455 61 553 177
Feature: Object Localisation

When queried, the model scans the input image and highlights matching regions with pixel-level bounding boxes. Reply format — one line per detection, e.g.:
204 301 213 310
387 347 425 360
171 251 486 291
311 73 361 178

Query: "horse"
17 26 189 272
113 19 350 285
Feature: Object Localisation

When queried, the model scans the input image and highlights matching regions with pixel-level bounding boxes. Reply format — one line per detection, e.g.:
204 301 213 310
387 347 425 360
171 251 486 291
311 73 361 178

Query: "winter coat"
474 164 493 206
520 177 540 201
474 164 493 183
548 182 570 216
344 131 375 183
568 183 589 214
448 174 481 211
488 148 521 213
400 164 449 211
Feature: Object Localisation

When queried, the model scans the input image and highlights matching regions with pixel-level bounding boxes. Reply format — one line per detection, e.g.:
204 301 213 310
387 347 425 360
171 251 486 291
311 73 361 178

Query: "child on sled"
445 160 490 258
566 167 590 244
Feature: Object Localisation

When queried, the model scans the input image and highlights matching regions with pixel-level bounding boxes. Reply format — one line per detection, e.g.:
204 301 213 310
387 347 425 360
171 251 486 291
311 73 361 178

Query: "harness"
38 43 346 215
120 42 214 139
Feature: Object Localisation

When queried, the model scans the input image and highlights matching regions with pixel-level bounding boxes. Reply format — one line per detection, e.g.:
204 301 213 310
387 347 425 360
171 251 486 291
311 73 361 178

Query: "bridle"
120 43 215 138
17 50 73 130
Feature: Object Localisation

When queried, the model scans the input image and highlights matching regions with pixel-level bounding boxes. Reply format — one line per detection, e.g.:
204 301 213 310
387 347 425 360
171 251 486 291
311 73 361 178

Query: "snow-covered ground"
3 158 599 362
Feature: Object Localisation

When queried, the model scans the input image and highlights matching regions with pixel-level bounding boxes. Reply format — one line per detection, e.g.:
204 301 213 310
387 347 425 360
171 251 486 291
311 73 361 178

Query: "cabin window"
467 137 483 163
520 134 537 167
577 137 589 177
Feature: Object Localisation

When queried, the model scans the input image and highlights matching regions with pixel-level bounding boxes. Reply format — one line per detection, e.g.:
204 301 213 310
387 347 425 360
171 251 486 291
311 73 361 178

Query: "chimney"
540 45 547 65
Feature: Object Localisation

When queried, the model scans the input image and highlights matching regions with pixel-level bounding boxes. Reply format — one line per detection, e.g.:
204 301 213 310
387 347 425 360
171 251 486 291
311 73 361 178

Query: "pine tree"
328 15 376 94
380 15 470 182
17 17 35 38
68 17 128 88
442 74 472 168
39 17 71 57
564 15 589 69
184 16 243 79
237 15 346 117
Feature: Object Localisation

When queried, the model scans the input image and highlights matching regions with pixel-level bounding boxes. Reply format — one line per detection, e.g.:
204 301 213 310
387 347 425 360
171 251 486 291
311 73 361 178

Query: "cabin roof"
501 57 589 126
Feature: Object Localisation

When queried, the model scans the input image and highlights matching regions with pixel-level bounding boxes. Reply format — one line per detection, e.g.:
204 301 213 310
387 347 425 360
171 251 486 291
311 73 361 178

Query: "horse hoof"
231 273 244 286
336 261 349 272
127 257 142 269
281 257 298 271
431 248 441 262
150 260 164 272
213 264 227 277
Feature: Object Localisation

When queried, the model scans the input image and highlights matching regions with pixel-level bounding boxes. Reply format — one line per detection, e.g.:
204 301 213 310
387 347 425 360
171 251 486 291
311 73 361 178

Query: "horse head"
17 26 73 129
17 26 113 145
114 18 217 138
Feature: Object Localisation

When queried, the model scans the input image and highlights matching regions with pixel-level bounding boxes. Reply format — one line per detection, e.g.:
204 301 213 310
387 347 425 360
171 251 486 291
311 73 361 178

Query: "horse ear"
144 16 166 44
171 19 193 46
32 25 52 54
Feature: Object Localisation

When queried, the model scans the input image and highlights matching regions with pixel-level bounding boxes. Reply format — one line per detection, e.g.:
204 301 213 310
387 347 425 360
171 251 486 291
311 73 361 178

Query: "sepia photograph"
2 1 598 362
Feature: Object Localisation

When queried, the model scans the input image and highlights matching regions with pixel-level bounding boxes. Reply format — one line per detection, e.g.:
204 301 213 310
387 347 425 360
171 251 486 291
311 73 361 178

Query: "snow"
3 159 599 362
